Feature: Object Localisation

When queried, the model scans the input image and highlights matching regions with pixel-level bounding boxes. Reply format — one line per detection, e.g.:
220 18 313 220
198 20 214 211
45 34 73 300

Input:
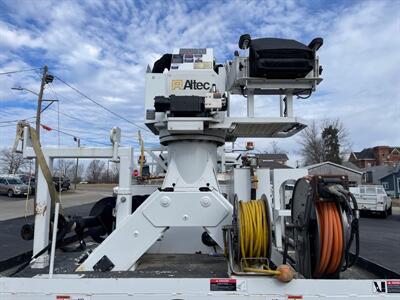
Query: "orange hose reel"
289 176 358 279
314 201 344 277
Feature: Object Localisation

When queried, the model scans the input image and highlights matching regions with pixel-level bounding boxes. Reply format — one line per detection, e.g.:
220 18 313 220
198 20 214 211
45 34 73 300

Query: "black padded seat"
249 38 315 79
152 54 172 73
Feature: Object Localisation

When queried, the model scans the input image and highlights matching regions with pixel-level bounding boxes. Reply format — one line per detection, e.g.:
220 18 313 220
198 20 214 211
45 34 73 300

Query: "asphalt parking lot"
0 184 115 262
356 208 400 273
0 184 114 221
0 186 399 275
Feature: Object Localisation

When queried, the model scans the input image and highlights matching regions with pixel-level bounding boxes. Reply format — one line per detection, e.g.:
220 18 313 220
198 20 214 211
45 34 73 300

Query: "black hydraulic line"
10 242 52 276
10 228 91 277
335 189 359 271
283 237 288 265
346 193 360 268
10 216 95 277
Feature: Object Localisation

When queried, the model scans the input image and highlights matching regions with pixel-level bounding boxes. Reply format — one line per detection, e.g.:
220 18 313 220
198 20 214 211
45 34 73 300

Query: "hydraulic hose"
343 192 360 269
314 201 343 277
239 200 278 276
325 185 360 271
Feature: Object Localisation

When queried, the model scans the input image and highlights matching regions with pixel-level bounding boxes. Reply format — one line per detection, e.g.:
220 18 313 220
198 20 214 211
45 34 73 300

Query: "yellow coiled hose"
239 200 280 276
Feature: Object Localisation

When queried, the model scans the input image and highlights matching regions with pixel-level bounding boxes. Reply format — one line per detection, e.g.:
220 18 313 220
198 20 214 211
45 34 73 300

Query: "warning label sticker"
373 280 387 293
56 295 91 300
210 278 236 291
387 280 400 293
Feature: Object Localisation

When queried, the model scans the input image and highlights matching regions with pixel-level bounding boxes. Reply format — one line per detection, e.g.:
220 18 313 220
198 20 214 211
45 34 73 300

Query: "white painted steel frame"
78 190 232 271
21 127 134 268
272 168 308 250
0 277 396 299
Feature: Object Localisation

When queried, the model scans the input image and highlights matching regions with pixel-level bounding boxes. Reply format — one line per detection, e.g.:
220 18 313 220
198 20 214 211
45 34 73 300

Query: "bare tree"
109 162 119 183
269 141 288 154
54 159 75 177
99 161 119 183
297 119 351 166
86 160 106 183
73 163 85 183
53 159 85 183
297 121 325 166
0 148 27 174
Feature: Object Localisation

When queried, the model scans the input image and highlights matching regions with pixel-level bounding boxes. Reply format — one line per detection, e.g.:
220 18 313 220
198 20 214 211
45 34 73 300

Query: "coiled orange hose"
314 201 343 277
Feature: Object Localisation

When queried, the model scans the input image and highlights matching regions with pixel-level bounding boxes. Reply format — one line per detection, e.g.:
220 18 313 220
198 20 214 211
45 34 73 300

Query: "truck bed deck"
7 241 376 280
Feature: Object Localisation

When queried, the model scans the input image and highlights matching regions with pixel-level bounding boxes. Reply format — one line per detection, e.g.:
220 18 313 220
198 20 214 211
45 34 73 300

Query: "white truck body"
349 185 392 217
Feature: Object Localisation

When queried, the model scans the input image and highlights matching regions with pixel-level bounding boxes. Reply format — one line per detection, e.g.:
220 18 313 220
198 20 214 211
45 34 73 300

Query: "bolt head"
160 196 171 207
133 230 139 238
200 196 211 207
121 196 126 203
182 214 189 221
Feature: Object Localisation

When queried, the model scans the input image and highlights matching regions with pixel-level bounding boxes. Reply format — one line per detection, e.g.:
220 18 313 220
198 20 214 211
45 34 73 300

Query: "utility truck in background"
350 184 392 218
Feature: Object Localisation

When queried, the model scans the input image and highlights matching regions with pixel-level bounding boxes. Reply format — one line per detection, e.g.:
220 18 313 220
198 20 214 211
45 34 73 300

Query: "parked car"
53 176 71 192
0 175 30 197
349 185 392 218
14 174 35 194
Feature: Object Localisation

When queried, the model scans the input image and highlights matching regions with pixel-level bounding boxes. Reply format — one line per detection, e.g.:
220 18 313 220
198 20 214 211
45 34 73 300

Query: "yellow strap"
12 121 25 153
28 126 62 213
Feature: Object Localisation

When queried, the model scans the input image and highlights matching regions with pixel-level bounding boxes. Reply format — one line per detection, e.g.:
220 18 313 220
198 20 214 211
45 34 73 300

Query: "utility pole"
36 65 48 143
74 137 80 190
34 65 49 206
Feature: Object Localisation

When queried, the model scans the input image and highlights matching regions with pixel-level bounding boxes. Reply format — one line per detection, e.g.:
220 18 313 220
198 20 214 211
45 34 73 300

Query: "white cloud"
0 22 40 49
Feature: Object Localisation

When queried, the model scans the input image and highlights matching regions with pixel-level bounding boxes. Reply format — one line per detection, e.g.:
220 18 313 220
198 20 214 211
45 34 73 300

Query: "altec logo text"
172 80 211 90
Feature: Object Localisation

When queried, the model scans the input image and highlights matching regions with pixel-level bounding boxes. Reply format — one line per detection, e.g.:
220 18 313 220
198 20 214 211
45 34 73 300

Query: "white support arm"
77 190 232 271
145 149 167 172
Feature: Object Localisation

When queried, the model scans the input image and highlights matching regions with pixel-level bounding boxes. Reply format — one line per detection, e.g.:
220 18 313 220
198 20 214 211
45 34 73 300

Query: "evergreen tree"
322 125 342 164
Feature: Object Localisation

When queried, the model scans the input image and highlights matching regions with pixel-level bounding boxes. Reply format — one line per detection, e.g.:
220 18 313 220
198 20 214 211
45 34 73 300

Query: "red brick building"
349 146 400 168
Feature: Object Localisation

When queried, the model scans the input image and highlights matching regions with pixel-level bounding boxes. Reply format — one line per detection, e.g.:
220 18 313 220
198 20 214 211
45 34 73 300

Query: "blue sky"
0 0 399 165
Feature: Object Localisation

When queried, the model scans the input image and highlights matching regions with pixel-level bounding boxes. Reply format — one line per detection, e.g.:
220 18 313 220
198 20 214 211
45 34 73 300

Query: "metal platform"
9 241 373 280
13 242 228 279
211 117 307 139
146 117 307 139
228 77 323 95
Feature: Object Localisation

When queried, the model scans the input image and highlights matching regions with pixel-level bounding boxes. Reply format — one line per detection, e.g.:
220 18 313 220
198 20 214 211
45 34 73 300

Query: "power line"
46 82 158 146
46 83 158 146
52 74 150 132
45 108 135 142
0 120 35 128
0 67 42 76
47 83 117 122
0 123 20 128
41 124 110 146
0 116 36 124
51 126 109 138
44 98 157 146
47 107 107 130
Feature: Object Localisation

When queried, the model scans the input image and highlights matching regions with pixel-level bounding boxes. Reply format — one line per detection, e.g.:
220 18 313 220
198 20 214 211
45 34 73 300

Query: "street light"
11 86 39 96
11 87 59 112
